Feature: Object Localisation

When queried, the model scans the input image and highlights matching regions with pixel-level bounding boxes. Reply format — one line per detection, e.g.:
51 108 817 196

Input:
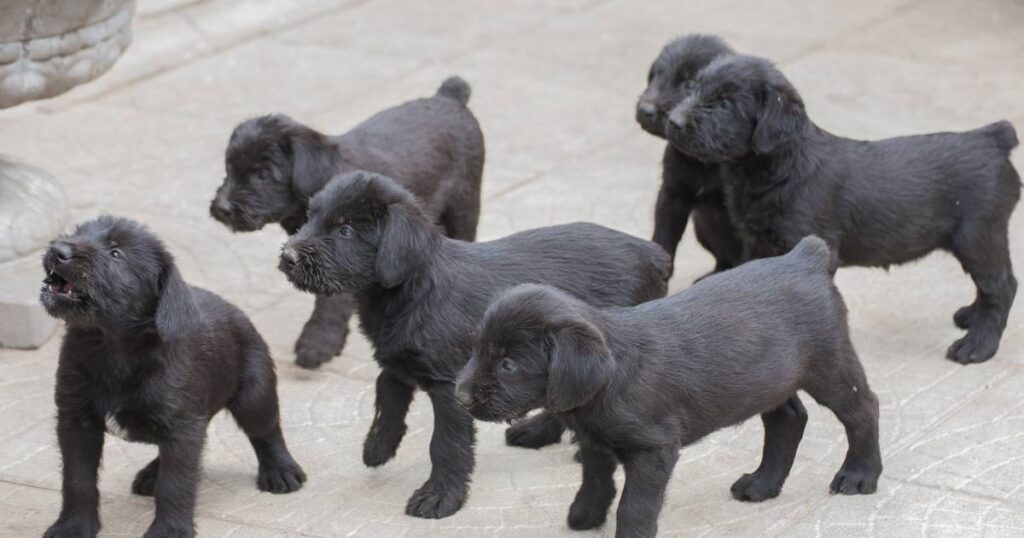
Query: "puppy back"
436 76 471 106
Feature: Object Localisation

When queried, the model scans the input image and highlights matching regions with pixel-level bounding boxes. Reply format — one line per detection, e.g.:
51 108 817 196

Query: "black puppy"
456 237 882 538
636 34 743 276
278 171 669 519
666 53 1021 364
210 76 484 369
40 216 305 538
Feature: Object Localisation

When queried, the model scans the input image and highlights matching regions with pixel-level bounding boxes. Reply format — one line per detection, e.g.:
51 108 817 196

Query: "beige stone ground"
2 0 1023 536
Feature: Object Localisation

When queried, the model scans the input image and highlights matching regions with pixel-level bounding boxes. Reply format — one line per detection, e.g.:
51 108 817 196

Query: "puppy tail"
981 120 1019 152
790 235 839 276
437 76 472 106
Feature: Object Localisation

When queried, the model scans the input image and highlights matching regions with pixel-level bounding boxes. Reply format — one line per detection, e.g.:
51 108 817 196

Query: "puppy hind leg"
805 345 881 495
405 383 476 519
132 457 160 496
229 353 306 494
294 292 356 369
568 443 618 531
363 370 415 467
948 224 1016 364
505 411 565 449
731 395 807 502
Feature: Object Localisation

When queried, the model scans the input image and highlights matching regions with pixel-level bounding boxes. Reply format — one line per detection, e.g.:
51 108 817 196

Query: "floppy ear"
287 129 339 200
545 321 612 412
155 264 201 342
374 203 435 288
752 83 807 155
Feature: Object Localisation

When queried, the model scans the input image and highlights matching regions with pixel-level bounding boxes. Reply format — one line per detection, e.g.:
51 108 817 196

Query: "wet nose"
52 241 73 262
211 196 233 219
637 101 657 119
454 383 473 408
280 247 299 269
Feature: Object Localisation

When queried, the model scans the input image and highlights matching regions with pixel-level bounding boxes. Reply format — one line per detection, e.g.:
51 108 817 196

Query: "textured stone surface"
0 0 1022 536
0 0 134 108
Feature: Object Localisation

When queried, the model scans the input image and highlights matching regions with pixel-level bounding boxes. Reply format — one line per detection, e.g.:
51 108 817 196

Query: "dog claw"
294 323 347 369
257 461 307 494
43 518 100 538
946 330 999 365
829 464 880 495
405 480 466 519
505 413 564 449
730 471 784 502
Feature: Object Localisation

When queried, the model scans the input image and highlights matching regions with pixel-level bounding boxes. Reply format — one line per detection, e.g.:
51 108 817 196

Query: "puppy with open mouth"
456 237 882 538
277 171 670 519
41 216 305 538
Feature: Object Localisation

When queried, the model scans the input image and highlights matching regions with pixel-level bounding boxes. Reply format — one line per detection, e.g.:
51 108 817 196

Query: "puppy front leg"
45 413 104 538
144 420 207 538
615 447 679 538
294 292 356 369
652 185 692 271
363 370 415 467
567 443 618 531
505 411 565 449
405 383 475 519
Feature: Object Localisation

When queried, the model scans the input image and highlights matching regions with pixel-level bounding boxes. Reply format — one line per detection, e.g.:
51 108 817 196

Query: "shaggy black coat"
278 171 670 519
40 216 304 538
636 34 743 275
456 237 882 538
210 76 484 369
666 53 1021 364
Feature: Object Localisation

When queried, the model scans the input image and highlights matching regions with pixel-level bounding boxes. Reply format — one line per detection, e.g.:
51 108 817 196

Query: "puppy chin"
636 114 667 138
666 128 717 162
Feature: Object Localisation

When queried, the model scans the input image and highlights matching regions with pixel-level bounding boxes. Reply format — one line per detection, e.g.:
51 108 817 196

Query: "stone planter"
0 1 134 348
0 0 135 107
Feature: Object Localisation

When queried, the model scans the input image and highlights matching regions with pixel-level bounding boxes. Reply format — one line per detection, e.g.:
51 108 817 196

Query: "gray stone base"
0 251 55 349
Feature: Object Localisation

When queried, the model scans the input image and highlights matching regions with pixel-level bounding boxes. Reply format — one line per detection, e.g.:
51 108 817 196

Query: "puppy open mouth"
42 271 86 302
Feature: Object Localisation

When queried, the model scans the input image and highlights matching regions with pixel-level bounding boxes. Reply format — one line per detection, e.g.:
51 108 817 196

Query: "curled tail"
981 120 1018 152
437 76 471 106
790 235 839 276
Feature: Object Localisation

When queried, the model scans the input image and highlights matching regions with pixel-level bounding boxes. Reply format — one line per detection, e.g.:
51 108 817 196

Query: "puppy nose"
668 109 688 130
211 197 233 219
280 247 299 268
52 241 73 262
454 384 473 408
637 101 656 118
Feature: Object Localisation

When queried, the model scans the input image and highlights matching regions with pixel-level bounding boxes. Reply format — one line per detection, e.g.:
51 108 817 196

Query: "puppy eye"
338 224 354 238
682 80 696 91
257 170 272 182
499 358 518 374
110 249 123 260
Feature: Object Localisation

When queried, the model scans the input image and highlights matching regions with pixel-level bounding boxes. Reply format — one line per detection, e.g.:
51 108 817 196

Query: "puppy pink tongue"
61 282 75 294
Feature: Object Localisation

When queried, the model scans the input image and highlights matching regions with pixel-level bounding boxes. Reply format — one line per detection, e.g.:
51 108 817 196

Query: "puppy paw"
405 480 466 519
363 428 402 467
730 471 783 502
567 491 614 530
294 323 347 370
132 459 159 496
143 520 195 538
44 518 99 538
829 463 880 495
257 459 307 494
946 330 999 365
953 304 977 329
505 414 563 449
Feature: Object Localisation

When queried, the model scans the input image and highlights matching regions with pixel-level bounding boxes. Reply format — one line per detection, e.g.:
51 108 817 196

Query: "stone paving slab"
1 0 1023 536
